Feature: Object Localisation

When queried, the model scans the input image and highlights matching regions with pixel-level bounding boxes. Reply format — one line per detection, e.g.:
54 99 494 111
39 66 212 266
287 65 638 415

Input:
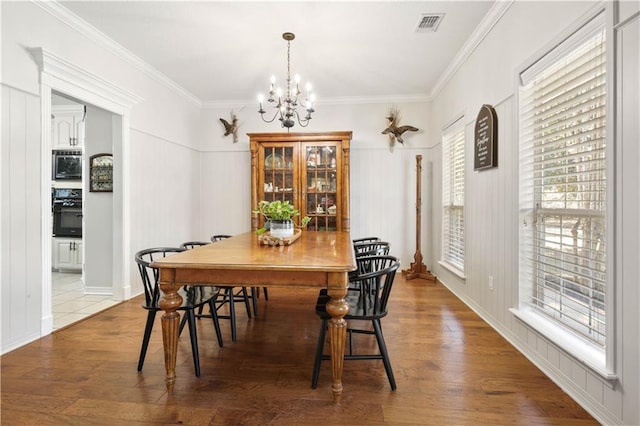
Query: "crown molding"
201 93 431 110
35 0 507 110
33 0 202 107
430 0 515 99
30 47 143 113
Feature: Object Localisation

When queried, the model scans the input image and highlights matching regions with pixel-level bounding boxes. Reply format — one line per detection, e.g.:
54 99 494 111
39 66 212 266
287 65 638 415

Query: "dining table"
152 230 356 402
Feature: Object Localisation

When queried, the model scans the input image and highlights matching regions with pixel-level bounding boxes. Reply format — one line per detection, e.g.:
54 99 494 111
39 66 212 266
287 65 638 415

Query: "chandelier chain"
257 32 315 130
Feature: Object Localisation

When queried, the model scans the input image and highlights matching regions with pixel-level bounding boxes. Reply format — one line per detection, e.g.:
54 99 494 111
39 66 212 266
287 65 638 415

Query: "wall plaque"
474 104 498 171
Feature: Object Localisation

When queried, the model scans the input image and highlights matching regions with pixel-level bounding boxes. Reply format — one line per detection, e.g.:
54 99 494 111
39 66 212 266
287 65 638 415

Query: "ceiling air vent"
415 13 445 33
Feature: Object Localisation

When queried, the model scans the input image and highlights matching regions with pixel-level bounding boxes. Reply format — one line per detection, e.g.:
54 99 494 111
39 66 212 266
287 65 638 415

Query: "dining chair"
349 241 391 285
135 247 223 377
352 236 381 245
180 240 253 343
353 241 390 256
311 255 400 390
210 234 269 316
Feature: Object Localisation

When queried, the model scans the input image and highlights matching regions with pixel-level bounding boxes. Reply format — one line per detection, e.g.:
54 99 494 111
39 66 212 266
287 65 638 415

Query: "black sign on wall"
474 104 498 171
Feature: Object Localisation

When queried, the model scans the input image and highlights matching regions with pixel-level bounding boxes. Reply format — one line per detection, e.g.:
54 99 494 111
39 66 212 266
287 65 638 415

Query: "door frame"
30 48 142 334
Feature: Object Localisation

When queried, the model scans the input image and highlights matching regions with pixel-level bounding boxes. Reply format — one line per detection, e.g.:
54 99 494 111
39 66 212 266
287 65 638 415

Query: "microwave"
53 150 82 180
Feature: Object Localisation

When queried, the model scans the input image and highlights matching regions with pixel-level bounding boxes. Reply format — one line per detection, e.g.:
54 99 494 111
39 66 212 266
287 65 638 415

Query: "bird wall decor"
219 111 239 143
382 107 419 145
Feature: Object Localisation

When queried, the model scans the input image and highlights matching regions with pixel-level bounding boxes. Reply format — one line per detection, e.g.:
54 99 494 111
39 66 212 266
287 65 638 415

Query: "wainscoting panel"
1 86 43 353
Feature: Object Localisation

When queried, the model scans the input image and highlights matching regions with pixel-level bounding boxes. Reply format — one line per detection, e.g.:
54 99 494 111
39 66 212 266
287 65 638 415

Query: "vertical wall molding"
29 47 142 334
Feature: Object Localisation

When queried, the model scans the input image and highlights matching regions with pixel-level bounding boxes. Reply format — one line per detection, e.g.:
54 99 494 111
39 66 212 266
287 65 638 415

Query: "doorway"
50 93 119 330
31 47 140 335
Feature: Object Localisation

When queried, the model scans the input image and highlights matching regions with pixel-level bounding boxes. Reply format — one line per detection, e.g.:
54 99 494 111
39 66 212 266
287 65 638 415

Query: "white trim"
83 286 114 296
520 12 606 85
431 0 514 99
603 0 617 378
510 307 616 382
515 1 615 377
29 48 143 113
201 93 432 110
40 87 54 335
437 260 466 280
32 0 201 107
29 47 141 335
517 2 607 86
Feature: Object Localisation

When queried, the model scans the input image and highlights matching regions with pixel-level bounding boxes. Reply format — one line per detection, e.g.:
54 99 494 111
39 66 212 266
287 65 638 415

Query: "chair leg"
372 319 396 390
186 309 201 377
227 288 237 342
178 312 188 336
311 319 328 389
240 287 252 318
209 299 224 347
251 287 259 316
263 287 269 300
137 310 156 372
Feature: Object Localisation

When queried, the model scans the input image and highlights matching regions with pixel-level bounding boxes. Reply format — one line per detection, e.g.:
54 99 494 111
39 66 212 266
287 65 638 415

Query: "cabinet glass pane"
263 146 294 204
305 145 338 231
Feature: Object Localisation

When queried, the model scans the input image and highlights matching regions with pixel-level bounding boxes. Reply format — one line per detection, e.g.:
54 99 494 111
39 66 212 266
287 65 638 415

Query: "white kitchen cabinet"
51 105 85 149
52 238 83 271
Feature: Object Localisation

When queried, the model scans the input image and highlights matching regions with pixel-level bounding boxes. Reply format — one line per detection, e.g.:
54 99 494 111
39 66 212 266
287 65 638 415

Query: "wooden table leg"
159 278 183 391
326 273 349 402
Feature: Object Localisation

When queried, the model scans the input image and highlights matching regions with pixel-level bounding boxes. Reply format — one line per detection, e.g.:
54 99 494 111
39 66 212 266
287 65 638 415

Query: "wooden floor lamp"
402 154 436 281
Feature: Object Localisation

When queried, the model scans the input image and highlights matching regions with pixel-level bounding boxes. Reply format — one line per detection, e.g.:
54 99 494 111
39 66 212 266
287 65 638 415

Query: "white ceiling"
59 1 496 105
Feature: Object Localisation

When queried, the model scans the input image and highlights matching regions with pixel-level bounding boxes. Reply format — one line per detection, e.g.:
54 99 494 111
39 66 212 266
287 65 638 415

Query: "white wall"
428 1 639 424
2 1 639 424
83 104 114 294
1 1 202 352
198 101 433 268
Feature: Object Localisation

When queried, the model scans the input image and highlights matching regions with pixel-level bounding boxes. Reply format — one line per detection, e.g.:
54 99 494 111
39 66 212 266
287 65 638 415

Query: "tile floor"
52 271 119 330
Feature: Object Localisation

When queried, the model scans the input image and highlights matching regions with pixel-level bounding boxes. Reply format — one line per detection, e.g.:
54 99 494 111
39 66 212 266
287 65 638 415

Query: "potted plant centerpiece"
253 200 310 237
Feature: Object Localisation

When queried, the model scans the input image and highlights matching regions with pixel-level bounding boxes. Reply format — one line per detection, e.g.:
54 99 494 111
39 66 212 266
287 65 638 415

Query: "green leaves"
253 200 310 233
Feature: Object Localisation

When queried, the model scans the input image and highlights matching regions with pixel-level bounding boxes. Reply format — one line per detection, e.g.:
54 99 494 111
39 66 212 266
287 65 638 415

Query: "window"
441 119 465 273
518 15 607 349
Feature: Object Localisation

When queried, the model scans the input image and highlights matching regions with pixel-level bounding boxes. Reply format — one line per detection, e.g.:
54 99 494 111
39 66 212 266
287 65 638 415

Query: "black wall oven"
52 188 83 237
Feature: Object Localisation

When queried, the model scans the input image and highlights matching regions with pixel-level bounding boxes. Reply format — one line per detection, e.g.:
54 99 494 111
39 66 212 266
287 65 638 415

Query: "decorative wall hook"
219 111 239 143
382 106 418 145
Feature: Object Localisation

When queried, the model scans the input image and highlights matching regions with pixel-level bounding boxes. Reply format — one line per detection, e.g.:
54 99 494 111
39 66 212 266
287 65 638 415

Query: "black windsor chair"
311 255 400 390
181 239 253 344
211 234 269 317
352 236 381 245
135 247 223 377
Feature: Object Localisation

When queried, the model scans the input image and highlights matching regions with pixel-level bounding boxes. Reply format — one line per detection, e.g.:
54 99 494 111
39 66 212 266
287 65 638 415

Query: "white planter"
269 220 294 238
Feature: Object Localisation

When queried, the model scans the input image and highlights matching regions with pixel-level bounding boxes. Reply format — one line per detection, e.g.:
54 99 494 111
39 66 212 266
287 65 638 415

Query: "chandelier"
258 32 315 129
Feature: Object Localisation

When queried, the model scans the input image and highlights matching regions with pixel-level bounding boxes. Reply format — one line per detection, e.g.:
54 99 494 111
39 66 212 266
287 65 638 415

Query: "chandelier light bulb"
257 32 316 130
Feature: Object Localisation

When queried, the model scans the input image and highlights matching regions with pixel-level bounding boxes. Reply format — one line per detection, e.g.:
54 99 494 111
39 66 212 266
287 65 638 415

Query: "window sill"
438 260 466 280
510 307 618 385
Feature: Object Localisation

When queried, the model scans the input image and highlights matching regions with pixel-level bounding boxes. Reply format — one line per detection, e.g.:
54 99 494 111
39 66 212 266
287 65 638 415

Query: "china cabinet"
51 105 85 149
249 131 351 232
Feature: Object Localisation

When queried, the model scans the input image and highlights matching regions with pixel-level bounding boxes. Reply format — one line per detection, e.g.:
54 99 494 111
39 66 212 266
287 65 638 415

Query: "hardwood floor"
1 275 597 425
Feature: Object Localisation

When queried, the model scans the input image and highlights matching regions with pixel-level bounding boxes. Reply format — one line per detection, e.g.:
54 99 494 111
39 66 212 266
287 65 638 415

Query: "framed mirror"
89 153 113 192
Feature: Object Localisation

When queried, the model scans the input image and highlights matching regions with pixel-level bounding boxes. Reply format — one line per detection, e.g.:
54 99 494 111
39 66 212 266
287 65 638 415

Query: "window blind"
442 120 465 271
519 22 607 347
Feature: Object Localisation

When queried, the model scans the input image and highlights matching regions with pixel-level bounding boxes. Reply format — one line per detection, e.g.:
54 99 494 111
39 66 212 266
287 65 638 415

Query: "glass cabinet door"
303 143 339 231
249 131 351 233
261 145 296 206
